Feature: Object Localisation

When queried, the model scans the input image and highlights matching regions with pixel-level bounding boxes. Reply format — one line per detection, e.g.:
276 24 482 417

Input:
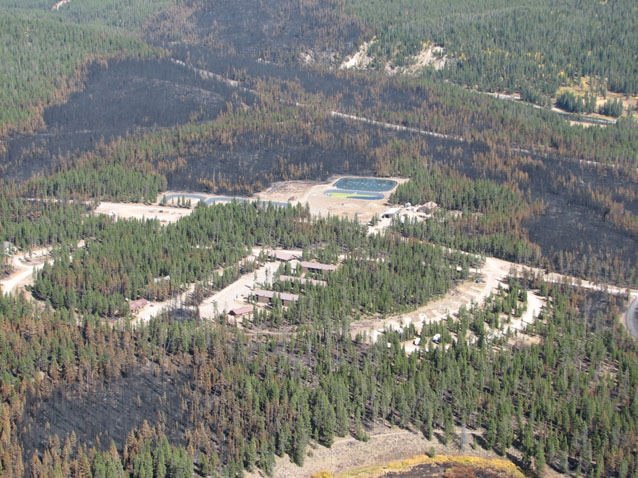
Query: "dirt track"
0 248 52 294
351 257 547 348
625 294 638 339
199 253 300 320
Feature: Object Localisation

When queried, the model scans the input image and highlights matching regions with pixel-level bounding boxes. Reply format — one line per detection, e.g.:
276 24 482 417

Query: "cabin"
417 201 439 213
278 275 327 287
300 261 337 274
382 207 401 218
129 299 148 313
253 289 299 306
272 251 299 262
229 306 253 318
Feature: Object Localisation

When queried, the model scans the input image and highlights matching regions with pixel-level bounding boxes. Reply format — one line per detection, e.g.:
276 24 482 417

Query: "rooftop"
253 289 300 302
272 251 299 261
129 298 148 312
300 261 337 272
230 306 253 316
279 275 327 286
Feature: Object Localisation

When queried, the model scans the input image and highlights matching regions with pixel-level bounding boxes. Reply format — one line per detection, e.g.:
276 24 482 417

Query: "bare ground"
257 176 407 222
95 201 195 224
0 247 52 295
245 424 522 478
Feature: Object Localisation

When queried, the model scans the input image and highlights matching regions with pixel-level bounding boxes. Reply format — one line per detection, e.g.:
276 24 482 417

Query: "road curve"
626 295 638 339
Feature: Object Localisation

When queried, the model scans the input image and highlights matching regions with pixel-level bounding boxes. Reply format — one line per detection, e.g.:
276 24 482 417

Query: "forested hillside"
1 0 638 477
343 0 638 99
0 10 155 135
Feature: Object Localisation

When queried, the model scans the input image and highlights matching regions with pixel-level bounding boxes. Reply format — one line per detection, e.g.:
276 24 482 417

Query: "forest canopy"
343 0 638 98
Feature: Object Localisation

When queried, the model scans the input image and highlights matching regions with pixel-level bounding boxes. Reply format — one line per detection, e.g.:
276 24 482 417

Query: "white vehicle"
432 333 441 344
413 337 421 346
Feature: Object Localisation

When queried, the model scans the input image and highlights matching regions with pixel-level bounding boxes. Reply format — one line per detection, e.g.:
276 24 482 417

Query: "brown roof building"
272 251 299 261
278 275 327 287
253 289 299 306
229 306 254 317
129 299 148 313
300 261 337 273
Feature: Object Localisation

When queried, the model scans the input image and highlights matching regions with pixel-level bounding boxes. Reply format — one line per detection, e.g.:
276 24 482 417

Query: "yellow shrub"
312 471 333 478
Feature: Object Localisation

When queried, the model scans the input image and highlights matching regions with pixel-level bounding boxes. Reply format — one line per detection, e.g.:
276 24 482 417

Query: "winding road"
626 294 638 339
1 248 51 295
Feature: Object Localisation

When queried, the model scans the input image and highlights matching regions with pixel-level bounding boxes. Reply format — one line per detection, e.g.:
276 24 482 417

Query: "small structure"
382 207 401 218
129 298 148 313
253 289 299 306
229 306 253 318
417 201 439 213
272 251 299 262
279 275 327 287
300 261 337 273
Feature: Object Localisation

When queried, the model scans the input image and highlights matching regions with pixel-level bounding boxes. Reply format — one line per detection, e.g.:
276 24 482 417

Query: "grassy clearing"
555 76 638 118
336 454 525 478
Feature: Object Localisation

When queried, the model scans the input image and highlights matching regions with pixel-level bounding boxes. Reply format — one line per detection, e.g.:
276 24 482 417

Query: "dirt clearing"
95 201 194 224
258 176 407 222
245 424 522 478
0 248 51 294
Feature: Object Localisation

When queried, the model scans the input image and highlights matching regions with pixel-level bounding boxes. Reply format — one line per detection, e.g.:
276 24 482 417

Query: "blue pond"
333 177 397 192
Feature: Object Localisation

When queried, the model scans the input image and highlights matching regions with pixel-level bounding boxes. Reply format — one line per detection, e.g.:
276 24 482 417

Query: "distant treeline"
344 0 638 98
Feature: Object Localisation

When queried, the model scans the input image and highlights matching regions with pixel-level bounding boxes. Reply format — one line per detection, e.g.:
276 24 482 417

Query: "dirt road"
626 294 638 339
198 260 290 320
351 256 547 345
0 248 52 294
134 248 302 323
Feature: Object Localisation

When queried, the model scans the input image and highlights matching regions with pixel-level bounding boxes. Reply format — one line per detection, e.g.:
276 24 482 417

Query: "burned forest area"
1 0 638 478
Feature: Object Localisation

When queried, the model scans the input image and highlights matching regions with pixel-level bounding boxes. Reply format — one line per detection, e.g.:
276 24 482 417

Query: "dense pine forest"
344 0 638 98
1 0 638 477
2 268 637 477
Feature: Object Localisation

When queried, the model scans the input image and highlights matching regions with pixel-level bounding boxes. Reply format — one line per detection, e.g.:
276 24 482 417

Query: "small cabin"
253 289 299 306
300 261 337 274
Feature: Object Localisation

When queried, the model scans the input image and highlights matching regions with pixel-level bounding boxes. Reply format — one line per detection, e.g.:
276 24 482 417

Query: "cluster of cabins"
382 201 439 219
228 255 337 319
